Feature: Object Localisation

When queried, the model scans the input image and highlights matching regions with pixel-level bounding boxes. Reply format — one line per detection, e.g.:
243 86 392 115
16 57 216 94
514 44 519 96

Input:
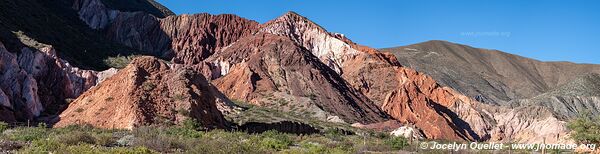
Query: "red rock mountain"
55 56 228 129
55 0 572 143
207 33 388 124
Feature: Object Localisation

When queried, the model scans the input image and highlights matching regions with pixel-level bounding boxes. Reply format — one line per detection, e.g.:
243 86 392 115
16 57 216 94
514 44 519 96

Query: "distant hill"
512 73 600 120
381 40 600 105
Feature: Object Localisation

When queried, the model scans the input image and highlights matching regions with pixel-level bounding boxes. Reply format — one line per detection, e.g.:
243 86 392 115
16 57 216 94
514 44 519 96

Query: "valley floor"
0 124 579 153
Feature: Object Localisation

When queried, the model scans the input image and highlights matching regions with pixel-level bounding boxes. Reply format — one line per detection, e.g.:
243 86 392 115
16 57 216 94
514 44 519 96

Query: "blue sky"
156 0 600 64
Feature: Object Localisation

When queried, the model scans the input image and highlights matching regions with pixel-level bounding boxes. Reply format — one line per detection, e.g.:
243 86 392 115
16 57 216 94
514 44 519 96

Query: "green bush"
258 130 293 151
6 127 48 141
104 55 138 69
21 139 64 153
94 133 117 146
57 131 96 145
182 119 202 130
0 122 9 132
384 137 409 150
568 113 600 144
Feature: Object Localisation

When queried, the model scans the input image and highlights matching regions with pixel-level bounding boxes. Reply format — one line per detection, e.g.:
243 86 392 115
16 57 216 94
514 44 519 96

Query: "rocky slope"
55 56 229 129
381 40 600 105
0 40 110 123
73 0 260 64
512 73 600 120
207 32 388 124
255 12 573 143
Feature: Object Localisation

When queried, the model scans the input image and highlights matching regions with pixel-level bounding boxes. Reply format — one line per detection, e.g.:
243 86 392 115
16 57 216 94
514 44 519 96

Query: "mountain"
61 0 573 143
381 40 600 105
55 56 230 129
207 32 388 124
513 73 600 120
0 0 581 144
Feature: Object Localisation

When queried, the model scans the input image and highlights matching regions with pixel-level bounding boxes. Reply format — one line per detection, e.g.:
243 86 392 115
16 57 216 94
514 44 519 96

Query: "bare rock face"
259 12 362 74
18 47 99 112
391 125 426 140
0 42 41 121
72 0 119 29
72 0 174 30
0 41 102 123
206 33 387 124
107 13 258 64
55 56 229 129
74 0 259 64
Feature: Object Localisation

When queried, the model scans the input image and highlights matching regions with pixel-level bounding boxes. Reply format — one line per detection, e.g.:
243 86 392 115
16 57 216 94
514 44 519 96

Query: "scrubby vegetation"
568 112 600 144
0 124 413 153
104 55 140 69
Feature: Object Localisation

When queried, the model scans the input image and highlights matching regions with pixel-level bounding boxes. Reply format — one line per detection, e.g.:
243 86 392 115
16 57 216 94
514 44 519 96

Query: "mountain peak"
265 11 326 31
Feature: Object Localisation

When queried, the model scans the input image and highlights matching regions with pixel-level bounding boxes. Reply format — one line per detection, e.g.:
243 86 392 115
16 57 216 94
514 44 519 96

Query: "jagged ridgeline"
0 0 159 70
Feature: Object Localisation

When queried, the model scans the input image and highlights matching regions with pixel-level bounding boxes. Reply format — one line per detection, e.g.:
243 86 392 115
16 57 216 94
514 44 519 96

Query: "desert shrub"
0 122 9 132
292 141 349 154
6 127 48 141
260 137 289 151
182 118 202 130
141 81 157 91
164 127 203 138
74 108 85 113
385 136 409 150
132 126 190 152
108 146 157 154
21 139 64 153
94 133 117 146
189 134 269 154
568 113 600 144
104 55 138 69
257 130 293 151
57 131 96 145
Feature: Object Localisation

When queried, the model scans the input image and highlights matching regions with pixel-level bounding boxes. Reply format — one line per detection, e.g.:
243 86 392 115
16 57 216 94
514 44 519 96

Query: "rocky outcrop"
390 125 425 140
72 0 174 29
0 42 41 122
0 40 105 123
259 12 362 74
55 56 229 129
74 0 260 64
207 33 387 124
73 0 120 29
107 13 258 64
17 47 99 112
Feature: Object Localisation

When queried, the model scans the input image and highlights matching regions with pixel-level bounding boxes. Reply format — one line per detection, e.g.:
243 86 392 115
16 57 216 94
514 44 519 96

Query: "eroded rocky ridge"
207 33 388 124
55 56 229 129
0 41 105 123
254 12 571 143
74 0 260 64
